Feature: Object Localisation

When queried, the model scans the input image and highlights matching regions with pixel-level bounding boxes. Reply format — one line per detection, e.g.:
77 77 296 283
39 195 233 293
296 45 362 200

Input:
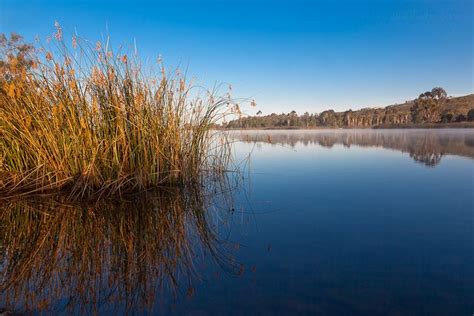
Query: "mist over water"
229 129 474 166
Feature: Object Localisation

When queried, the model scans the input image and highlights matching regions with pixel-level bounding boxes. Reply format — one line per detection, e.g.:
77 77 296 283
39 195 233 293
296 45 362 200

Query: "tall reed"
0 28 236 199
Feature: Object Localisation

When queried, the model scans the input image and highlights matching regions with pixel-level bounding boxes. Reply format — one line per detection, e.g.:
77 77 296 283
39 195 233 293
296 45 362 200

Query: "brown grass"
0 27 237 199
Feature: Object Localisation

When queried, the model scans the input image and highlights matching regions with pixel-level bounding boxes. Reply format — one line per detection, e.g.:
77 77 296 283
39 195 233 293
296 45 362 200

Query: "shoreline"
221 122 474 130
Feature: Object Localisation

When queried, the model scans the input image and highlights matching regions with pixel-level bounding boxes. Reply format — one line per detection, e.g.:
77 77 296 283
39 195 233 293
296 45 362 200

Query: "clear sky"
1 0 472 115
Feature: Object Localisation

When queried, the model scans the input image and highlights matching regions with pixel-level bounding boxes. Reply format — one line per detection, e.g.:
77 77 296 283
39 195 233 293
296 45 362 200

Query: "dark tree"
440 110 454 123
455 114 466 122
467 109 474 121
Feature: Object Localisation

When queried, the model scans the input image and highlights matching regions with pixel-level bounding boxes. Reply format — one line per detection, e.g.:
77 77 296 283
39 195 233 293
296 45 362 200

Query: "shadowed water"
1 129 473 315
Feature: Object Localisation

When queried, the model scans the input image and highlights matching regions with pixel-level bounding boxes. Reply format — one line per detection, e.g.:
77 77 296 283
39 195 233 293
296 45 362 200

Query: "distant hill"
224 93 474 129
383 94 474 114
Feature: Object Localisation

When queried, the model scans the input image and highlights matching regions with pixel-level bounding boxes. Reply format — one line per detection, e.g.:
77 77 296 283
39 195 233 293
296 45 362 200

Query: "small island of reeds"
0 27 238 199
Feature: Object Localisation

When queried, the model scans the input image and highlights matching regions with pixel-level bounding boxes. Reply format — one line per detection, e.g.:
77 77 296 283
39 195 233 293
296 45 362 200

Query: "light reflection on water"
228 129 474 166
1 129 473 315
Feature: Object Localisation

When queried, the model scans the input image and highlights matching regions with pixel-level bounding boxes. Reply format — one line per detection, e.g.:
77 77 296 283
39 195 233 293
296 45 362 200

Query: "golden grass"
0 29 236 199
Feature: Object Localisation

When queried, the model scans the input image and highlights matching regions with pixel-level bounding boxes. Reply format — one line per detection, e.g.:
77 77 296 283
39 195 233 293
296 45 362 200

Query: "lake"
1 129 473 315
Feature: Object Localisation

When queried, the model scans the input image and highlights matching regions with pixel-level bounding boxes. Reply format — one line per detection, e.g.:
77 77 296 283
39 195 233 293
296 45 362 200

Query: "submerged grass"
0 28 237 199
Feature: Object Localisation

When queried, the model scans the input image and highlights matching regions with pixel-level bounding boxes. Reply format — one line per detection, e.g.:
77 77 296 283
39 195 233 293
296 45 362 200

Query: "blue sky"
1 0 472 115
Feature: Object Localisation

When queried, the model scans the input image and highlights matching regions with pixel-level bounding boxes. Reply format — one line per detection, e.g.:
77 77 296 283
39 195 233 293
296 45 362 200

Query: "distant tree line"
225 88 474 129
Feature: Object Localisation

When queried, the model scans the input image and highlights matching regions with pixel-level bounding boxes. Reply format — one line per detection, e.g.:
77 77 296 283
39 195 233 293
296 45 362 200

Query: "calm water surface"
1 129 473 315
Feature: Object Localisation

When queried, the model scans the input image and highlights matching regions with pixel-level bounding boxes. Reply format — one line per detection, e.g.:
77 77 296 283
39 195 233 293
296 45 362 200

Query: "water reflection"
230 129 474 166
1 131 473 315
0 184 238 314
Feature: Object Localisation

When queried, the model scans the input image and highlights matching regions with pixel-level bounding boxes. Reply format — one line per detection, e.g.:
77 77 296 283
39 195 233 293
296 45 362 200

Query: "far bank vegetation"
225 88 474 129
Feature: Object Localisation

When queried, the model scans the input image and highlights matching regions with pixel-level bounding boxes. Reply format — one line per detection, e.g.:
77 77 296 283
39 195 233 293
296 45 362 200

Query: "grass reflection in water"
0 182 240 314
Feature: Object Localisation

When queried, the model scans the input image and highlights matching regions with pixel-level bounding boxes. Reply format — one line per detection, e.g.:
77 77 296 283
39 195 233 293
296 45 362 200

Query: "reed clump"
0 28 235 199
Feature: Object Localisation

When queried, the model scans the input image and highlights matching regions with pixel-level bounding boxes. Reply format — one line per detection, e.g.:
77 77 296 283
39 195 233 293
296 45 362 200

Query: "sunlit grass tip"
0 26 244 199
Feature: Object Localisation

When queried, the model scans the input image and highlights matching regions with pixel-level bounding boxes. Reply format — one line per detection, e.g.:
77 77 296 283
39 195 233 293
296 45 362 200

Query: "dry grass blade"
0 29 240 199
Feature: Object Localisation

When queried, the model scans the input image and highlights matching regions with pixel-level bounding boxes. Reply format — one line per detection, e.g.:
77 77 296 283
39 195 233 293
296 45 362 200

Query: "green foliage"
410 87 447 123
